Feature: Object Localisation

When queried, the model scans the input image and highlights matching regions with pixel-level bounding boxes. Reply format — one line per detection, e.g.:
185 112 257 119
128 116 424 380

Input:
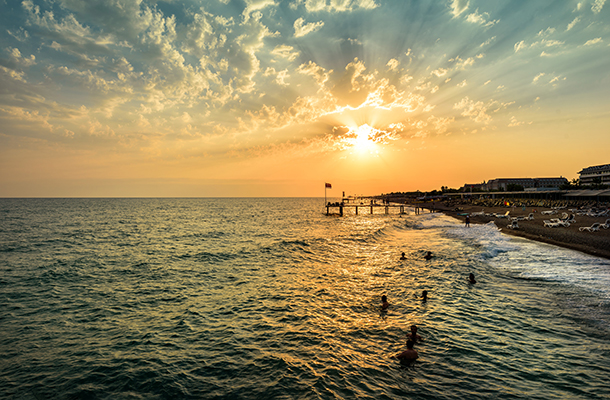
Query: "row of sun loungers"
472 209 609 232
573 209 610 217
512 213 534 221
544 219 571 228
579 219 610 232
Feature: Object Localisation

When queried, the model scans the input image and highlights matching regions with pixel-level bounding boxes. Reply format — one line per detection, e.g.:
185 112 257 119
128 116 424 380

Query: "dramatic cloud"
294 17 324 37
1 0 609 196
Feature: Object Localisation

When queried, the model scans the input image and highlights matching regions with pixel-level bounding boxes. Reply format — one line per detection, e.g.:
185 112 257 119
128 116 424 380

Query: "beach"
433 202 610 260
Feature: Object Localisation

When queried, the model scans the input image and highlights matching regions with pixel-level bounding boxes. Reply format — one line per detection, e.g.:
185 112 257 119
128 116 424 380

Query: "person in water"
391 340 418 361
408 325 422 342
400 252 407 260
421 290 428 302
424 251 433 260
381 295 389 310
468 273 477 284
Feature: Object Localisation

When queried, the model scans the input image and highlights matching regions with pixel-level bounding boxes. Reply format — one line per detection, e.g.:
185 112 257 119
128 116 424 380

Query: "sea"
1 198 609 400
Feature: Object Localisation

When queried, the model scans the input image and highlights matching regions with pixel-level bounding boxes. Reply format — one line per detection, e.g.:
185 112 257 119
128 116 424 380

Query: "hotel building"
578 163 610 186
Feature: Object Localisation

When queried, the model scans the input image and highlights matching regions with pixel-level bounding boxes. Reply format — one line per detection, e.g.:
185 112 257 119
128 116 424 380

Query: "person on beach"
400 252 407 260
424 251 433 260
408 325 422 342
391 340 418 362
468 273 477 284
465 215 470 227
381 295 390 310
421 290 428 302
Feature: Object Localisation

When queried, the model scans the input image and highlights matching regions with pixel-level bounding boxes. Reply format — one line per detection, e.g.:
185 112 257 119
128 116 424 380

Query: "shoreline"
428 203 610 261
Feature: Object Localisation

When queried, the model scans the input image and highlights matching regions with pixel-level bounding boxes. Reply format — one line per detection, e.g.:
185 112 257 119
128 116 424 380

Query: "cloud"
271 45 299 61
7 48 36 67
0 65 27 83
297 61 332 87
295 0 379 13
566 17 580 31
450 0 470 17
453 56 475 69
294 17 324 38
508 116 525 127
431 68 448 77
465 9 499 27
386 58 399 71
453 96 491 123
584 37 603 46
514 38 565 54
537 27 556 37
533 72 545 83
514 40 526 52
242 0 277 22
592 0 606 13
480 36 496 47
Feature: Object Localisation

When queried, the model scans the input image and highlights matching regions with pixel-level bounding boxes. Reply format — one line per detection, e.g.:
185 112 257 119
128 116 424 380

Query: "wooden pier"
325 197 436 217
325 197 436 216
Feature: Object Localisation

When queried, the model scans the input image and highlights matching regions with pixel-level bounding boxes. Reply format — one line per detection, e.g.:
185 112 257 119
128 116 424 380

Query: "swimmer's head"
406 340 415 349
381 295 387 302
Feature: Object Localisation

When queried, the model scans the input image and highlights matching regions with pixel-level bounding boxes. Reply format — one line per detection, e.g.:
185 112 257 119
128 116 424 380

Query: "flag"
325 183 332 188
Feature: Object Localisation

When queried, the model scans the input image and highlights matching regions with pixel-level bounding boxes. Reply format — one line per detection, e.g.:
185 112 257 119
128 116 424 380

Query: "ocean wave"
2 198 610 400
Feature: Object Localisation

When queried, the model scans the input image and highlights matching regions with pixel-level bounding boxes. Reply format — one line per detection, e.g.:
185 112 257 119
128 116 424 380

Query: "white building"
486 177 567 191
578 163 610 186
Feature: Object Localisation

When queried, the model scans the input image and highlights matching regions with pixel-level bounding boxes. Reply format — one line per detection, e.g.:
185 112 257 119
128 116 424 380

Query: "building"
486 177 568 191
578 163 610 186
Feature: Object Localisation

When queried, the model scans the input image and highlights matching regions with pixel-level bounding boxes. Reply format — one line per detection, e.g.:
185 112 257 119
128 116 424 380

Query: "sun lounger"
601 219 610 229
544 219 570 228
495 211 510 218
579 223 601 232
515 213 534 221
507 220 519 229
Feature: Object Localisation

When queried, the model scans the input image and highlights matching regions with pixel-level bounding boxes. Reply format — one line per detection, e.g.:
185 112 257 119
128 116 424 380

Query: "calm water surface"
1 198 609 399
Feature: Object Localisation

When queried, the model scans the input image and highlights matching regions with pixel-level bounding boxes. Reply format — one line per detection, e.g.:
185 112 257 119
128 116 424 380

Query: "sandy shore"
429 202 610 260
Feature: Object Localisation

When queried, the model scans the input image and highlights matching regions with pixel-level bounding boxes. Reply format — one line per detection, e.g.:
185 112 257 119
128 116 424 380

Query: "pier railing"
325 197 436 216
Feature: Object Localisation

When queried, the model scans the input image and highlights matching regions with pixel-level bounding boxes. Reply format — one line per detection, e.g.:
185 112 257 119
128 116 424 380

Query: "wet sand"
430 203 610 260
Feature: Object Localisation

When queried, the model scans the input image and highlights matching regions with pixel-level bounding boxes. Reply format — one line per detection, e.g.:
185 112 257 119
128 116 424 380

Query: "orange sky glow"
1 0 609 197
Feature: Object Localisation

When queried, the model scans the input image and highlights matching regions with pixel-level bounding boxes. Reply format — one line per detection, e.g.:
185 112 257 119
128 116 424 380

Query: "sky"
1 0 609 197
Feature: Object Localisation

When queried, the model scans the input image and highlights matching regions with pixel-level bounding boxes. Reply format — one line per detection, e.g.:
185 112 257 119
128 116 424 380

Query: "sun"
350 124 377 153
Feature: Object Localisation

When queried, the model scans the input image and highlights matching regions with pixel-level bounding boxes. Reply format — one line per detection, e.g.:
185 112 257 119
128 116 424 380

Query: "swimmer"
407 325 422 342
391 340 418 361
400 252 407 260
468 273 477 284
421 290 428 302
424 251 433 260
381 295 389 310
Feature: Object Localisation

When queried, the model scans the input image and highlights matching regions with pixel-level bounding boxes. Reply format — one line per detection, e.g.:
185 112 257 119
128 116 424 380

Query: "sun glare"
350 124 377 153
